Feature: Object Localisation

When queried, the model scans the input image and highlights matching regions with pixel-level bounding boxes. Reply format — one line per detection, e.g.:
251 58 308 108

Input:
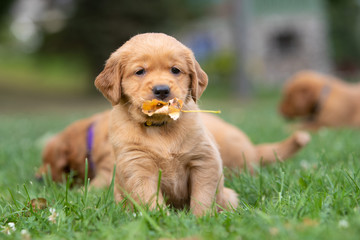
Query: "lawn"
1 92 360 239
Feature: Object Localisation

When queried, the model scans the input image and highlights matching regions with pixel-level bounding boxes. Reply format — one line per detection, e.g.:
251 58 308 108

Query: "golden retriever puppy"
37 111 309 185
279 70 360 129
36 111 114 187
95 33 238 215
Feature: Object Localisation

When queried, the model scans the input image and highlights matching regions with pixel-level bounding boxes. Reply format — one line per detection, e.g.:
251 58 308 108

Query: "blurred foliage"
0 0 12 23
0 51 88 95
200 51 236 98
41 0 212 91
326 0 360 75
202 52 236 83
1 0 360 94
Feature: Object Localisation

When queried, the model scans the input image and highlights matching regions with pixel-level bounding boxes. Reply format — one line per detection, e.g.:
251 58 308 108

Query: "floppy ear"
95 52 122 105
189 54 208 102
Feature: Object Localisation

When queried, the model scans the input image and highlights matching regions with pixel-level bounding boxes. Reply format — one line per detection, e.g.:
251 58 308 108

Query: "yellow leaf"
141 97 220 121
142 98 183 118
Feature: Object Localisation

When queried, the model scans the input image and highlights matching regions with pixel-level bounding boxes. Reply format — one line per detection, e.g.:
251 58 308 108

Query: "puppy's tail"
255 131 311 165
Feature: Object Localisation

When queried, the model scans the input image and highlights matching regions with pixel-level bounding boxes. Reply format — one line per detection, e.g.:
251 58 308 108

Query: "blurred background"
0 0 360 112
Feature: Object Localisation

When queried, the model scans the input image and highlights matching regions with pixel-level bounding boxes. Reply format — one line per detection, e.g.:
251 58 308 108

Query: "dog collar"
144 121 166 127
86 123 96 172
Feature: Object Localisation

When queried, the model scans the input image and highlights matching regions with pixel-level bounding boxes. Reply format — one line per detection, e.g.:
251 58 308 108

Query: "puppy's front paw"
293 131 311 147
221 187 238 210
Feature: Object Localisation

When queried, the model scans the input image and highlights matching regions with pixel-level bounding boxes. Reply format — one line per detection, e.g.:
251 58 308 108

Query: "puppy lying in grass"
280 70 360 130
37 111 114 187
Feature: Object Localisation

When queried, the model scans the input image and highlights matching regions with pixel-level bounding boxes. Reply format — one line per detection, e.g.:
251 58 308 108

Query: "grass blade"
83 158 89 207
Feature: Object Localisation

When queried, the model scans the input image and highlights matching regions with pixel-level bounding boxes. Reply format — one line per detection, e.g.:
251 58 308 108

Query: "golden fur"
280 70 360 129
37 111 309 184
95 33 238 215
36 111 114 187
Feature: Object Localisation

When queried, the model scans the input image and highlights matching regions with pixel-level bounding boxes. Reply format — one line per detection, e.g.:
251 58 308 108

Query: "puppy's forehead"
120 33 191 61
126 33 186 49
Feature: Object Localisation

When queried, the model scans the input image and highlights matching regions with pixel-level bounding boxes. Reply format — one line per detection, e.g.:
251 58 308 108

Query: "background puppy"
202 113 310 172
279 70 360 129
36 111 114 187
95 33 238 215
37 111 309 184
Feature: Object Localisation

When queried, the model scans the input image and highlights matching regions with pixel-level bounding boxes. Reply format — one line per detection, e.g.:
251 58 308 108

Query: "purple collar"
86 123 96 172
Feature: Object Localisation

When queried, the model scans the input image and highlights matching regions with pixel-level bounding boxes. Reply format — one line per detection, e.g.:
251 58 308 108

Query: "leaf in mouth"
142 97 220 121
142 98 183 120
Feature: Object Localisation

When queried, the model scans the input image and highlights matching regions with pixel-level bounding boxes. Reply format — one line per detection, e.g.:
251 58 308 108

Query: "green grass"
0 51 89 94
1 94 360 239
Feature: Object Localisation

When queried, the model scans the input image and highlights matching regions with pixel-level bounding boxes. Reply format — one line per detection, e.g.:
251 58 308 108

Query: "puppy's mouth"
281 110 309 122
142 112 172 127
282 115 295 121
281 111 298 121
141 97 184 124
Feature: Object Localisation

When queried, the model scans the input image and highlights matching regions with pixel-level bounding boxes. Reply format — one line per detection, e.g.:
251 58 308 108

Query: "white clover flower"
21 229 31 240
1 222 16 235
8 223 15 230
338 219 349 229
48 208 57 223
132 212 143 217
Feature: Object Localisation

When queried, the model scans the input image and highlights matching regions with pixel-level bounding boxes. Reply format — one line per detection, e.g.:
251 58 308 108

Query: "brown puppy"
37 111 309 185
95 33 238 215
37 111 114 187
280 70 360 129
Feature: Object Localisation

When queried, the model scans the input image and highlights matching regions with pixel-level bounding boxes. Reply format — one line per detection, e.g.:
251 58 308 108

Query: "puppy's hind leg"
255 131 311 164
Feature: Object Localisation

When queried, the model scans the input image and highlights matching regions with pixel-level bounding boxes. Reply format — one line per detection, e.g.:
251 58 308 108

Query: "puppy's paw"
221 187 239 210
89 177 108 189
293 131 311 147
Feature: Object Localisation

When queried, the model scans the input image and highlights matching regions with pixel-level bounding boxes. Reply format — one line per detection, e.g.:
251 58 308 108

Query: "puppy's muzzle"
153 85 170 100
36 175 44 183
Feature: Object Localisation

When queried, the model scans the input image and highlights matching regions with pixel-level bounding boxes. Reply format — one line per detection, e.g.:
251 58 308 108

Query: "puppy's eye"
135 69 146 76
171 67 181 75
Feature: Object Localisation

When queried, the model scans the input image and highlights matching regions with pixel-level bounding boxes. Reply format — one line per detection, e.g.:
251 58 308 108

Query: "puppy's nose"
36 176 44 183
153 85 170 100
